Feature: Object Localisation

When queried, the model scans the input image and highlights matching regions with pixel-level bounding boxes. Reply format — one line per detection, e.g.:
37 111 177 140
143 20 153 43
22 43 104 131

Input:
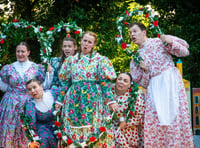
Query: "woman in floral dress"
25 78 59 148
50 37 77 88
129 22 194 147
0 42 53 148
110 72 145 148
57 31 116 147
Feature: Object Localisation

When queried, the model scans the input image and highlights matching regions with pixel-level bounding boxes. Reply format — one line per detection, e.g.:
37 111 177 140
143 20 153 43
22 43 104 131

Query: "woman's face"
115 73 131 93
129 25 146 46
81 34 96 55
16 45 30 62
62 41 77 57
27 81 43 100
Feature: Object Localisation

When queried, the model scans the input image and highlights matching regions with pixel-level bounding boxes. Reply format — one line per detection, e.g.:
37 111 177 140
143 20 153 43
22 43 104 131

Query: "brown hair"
59 37 77 69
129 22 146 31
26 78 41 86
17 41 30 51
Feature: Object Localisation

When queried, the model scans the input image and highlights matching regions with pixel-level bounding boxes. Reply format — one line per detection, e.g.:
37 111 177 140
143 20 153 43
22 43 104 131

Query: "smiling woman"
109 72 145 148
0 41 53 148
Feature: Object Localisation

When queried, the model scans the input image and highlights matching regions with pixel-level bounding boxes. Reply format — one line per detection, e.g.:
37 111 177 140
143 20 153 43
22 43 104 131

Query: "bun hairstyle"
78 31 97 62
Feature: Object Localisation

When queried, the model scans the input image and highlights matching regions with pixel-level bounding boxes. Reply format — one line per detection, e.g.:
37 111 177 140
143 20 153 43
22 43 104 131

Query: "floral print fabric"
130 36 194 147
50 57 62 87
58 51 116 147
0 63 46 148
25 89 59 148
111 84 145 148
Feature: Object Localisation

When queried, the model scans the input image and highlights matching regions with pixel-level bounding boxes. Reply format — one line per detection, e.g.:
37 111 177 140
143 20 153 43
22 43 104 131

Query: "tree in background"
133 0 200 87
0 0 199 88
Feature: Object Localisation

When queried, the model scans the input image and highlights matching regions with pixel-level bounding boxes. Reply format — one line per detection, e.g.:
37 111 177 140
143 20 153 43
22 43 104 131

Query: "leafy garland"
0 18 83 67
111 81 139 123
115 6 163 65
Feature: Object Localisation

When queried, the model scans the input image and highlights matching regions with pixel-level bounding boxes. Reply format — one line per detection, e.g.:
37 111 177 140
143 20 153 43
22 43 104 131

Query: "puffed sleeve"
163 35 189 57
126 93 145 127
0 65 10 91
50 85 60 102
130 59 150 89
25 101 37 132
98 56 117 104
0 64 10 83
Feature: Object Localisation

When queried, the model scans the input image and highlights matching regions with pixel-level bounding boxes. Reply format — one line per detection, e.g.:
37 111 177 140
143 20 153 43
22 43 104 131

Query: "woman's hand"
119 121 127 129
109 103 119 113
160 34 173 45
47 64 53 73
55 103 62 110
140 61 149 73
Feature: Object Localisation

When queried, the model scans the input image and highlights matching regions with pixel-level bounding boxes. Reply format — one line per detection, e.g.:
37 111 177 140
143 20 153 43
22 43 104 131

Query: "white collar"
13 60 33 78
33 91 54 113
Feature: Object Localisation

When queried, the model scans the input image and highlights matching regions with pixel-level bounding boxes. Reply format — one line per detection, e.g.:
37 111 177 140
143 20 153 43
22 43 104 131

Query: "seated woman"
109 72 145 148
25 79 60 148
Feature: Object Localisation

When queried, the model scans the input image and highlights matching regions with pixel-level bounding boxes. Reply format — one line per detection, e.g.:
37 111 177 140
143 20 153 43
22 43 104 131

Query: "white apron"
148 67 179 125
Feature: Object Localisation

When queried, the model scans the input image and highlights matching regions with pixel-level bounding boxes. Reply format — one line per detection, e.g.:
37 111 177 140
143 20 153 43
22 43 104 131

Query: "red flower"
49 27 54 31
0 39 4 44
116 34 121 38
121 42 127 49
130 110 134 116
26 25 31 29
54 121 61 127
145 13 149 18
44 48 47 53
124 22 128 25
157 33 161 38
74 31 80 34
57 132 62 138
153 21 159 27
67 139 73 145
12 18 19 22
129 88 132 92
39 28 42 32
99 127 106 132
89 136 96 142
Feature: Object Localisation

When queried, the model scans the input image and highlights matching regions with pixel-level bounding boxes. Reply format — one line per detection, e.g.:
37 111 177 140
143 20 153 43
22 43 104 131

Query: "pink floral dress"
0 62 46 148
111 84 145 148
130 35 194 147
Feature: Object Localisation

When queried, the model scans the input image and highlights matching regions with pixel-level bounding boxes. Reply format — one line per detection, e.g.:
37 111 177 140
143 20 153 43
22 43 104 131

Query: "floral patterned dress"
130 35 194 147
50 57 62 87
111 84 145 148
0 61 51 148
25 88 59 148
58 51 116 147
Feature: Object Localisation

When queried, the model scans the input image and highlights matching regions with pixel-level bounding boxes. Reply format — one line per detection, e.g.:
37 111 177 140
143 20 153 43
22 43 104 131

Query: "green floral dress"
58 51 116 147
